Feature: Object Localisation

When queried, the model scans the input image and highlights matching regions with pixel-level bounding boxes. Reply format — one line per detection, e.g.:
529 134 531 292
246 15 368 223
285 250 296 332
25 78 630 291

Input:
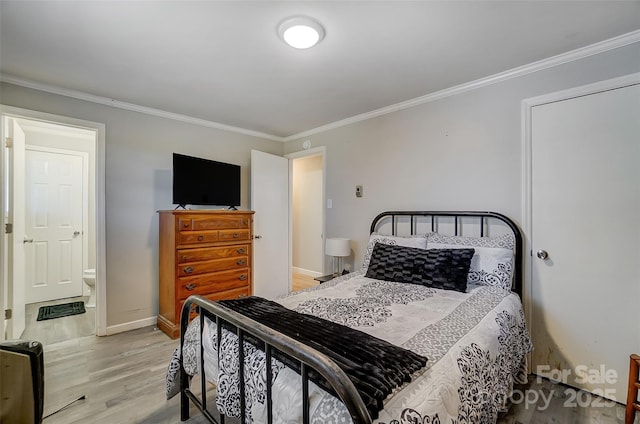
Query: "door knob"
536 250 549 260
254 235 262 239
23 237 34 244
73 231 81 237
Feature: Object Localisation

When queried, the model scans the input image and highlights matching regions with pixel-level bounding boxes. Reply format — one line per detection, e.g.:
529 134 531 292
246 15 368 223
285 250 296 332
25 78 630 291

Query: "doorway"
0 107 106 342
250 148 326 296
288 148 325 291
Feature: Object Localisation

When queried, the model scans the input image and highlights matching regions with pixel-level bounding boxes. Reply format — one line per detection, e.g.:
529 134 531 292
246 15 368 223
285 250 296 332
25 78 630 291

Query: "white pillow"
427 232 515 250
362 233 428 269
427 233 515 290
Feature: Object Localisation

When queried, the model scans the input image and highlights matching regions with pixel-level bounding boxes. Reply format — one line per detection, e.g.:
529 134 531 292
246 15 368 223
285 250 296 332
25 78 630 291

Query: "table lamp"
325 237 351 276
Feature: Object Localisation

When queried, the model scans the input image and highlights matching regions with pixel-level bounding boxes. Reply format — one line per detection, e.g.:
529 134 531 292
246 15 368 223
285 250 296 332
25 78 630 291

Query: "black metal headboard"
370 211 523 297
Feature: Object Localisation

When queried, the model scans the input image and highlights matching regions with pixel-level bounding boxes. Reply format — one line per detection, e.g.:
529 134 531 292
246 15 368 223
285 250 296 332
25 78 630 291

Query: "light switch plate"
356 185 363 197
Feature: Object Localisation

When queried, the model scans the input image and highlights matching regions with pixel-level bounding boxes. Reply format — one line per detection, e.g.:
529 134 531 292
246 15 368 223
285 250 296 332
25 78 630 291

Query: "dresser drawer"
178 218 194 231
179 231 219 245
180 215 250 232
177 245 249 263
178 269 250 299
178 256 248 277
218 229 250 242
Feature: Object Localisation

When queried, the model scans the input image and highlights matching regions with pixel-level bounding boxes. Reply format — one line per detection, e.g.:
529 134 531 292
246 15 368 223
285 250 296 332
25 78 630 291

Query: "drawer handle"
236 259 246 266
182 255 188 261
233 232 239 238
197 235 204 241
183 223 189 228
185 283 196 291
237 248 245 254
239 274 247 281
183 266 194 274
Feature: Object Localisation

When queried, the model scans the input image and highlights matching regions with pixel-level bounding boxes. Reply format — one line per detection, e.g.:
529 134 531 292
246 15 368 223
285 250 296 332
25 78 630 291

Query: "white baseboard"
292 267 322 278
105 316 157 336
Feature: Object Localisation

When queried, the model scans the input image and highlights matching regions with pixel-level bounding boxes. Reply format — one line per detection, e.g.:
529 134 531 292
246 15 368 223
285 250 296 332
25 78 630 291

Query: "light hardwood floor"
36 324 631 424
40 326 209 424
291 272 320 291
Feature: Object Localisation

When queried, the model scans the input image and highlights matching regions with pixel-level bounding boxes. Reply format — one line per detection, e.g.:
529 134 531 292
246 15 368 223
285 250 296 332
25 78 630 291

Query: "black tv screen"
172 153 241 207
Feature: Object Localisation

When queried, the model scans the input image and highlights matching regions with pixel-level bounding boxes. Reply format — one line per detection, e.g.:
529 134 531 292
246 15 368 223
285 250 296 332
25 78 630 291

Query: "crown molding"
283 29 640 142
2 30 638 143
0 74 285 142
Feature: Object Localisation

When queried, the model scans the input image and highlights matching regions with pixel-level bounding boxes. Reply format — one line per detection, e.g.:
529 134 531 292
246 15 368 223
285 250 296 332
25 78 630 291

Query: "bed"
166 210 532 424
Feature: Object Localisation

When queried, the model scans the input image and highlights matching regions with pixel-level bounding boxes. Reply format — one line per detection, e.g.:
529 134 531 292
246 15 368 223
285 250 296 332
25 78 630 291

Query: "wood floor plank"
292 272 320 291
41 327 190 424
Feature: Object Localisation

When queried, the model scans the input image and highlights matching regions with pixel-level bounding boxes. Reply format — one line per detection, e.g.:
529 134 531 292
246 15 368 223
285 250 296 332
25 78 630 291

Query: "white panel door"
251 150 290 299
530 83 640 402
25 148 84 303
4 117 27 338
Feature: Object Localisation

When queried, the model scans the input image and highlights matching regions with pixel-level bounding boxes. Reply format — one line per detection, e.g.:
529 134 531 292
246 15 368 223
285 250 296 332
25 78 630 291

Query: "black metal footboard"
179 295 372 424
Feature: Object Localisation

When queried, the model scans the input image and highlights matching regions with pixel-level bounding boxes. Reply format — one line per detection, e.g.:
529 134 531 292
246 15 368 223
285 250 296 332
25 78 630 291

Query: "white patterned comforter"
166 270 532 424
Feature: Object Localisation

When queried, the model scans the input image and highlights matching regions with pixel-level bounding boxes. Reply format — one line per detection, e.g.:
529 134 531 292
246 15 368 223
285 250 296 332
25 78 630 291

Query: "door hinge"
5 137 13 148
4 223 12 234
4 309 11 320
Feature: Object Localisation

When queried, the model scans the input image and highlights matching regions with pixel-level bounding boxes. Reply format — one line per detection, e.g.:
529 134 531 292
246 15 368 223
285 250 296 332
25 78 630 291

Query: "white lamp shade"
325 238 350 257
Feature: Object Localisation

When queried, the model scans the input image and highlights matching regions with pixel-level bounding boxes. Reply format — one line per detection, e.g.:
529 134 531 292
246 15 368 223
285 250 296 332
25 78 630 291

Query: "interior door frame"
2 115 27 339
521 71 640 345
0 105 107 336
285 146 327 276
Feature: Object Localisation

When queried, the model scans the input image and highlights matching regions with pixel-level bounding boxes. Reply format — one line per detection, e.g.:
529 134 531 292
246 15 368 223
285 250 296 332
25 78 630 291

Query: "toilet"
82 268 96 308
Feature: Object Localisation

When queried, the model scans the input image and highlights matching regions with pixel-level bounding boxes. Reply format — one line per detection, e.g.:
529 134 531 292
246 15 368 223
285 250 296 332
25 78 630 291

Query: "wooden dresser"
157 210 254 338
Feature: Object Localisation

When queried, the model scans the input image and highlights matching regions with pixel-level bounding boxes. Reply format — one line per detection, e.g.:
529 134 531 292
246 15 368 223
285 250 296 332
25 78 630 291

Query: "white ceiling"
1 1 639 140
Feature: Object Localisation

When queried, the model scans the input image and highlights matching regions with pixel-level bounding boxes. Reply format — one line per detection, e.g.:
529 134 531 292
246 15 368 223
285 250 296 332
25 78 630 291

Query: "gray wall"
1 82 283 328
284 42 640 271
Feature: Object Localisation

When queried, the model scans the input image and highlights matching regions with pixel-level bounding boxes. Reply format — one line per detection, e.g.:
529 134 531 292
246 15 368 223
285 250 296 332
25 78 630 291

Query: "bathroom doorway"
1 107 105 343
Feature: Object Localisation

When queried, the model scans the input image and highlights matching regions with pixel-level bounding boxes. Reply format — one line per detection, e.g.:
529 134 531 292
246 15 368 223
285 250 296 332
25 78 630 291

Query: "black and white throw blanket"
167 270 532 424
217 296 427 418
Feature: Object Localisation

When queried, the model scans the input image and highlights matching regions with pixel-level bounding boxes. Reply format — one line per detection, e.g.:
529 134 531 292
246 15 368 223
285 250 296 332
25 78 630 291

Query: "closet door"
530 82 640 401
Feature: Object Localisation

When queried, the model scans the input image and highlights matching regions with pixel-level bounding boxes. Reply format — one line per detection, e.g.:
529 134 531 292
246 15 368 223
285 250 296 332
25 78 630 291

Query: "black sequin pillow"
365 242 475 292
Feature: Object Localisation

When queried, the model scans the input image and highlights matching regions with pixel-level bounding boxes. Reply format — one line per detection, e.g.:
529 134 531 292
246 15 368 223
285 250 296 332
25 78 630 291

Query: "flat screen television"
172 153 241 208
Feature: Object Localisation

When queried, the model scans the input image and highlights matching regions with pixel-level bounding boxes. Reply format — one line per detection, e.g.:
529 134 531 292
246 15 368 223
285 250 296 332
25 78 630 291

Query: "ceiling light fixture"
278 16 325 49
